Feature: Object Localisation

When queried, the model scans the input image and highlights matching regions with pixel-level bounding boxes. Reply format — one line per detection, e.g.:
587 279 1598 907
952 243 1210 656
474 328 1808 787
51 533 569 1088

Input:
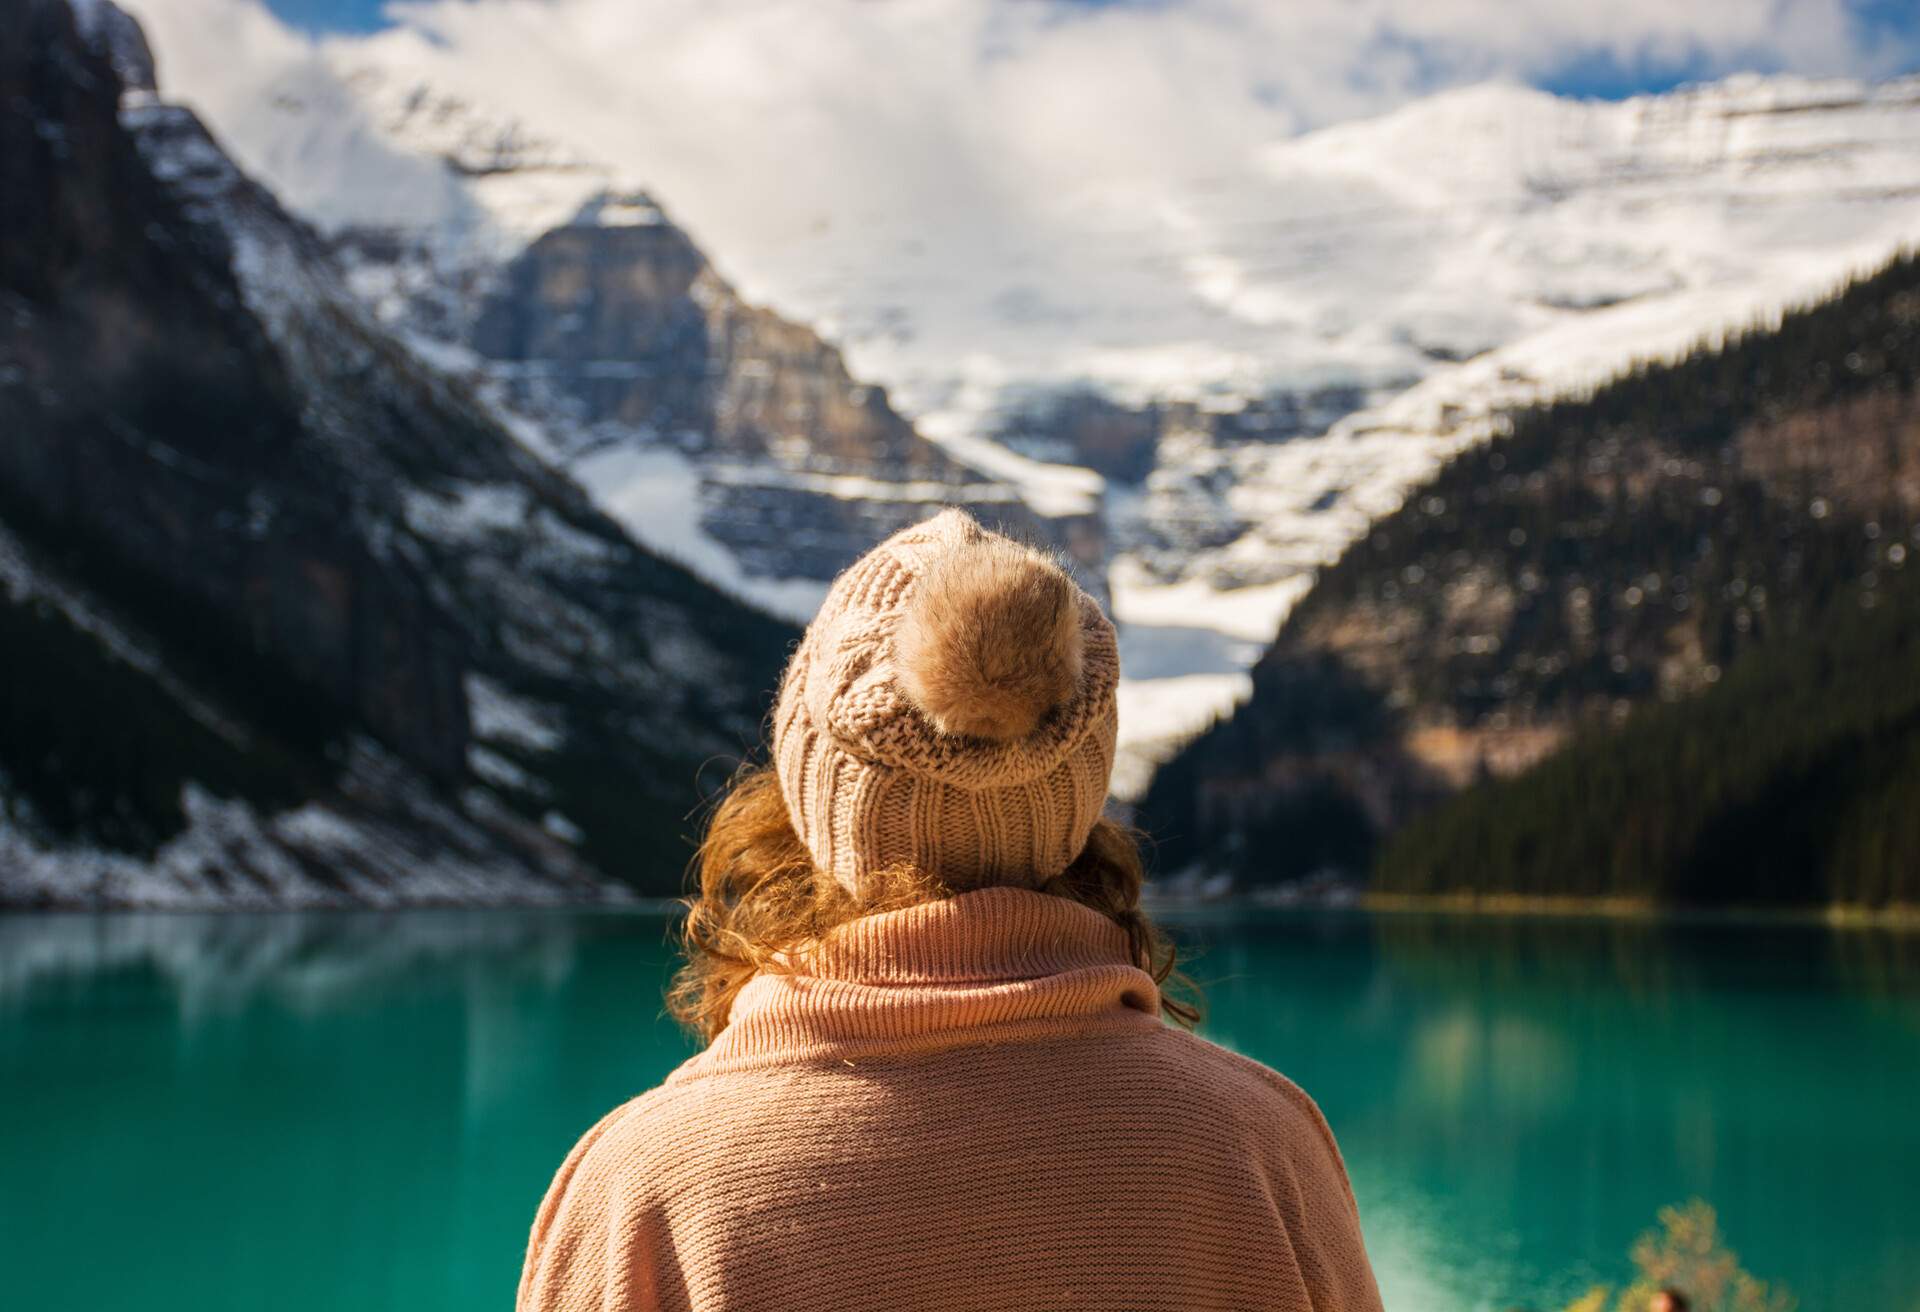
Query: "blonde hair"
668 763 1200 1042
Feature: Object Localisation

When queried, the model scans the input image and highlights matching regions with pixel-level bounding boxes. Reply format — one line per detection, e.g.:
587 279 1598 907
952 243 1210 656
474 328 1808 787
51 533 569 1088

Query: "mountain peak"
569 189 669 230
68 0 155 96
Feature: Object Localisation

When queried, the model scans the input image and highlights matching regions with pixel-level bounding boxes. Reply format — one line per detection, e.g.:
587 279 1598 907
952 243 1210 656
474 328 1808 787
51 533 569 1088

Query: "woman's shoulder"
558 1063 726 1174
557 1052 833 1187
1136 1024 1354 1182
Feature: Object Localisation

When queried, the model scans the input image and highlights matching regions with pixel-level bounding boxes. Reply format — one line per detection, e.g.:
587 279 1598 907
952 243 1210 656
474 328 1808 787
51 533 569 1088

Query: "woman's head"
770 507 1120 894
668 508 1193 1041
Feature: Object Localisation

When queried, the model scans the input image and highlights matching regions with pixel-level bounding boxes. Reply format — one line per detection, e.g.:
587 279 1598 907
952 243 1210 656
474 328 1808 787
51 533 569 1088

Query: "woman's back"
518 891 1380 1312
518 509 1381 1310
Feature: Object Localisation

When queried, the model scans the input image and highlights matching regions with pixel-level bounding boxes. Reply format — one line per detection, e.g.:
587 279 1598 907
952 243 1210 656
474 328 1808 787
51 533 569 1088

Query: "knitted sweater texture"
517 888 1384 1311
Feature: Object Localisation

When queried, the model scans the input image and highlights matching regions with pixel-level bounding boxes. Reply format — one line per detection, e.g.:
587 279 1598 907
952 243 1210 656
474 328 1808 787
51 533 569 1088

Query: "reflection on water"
1 910 695 1312
1172 912 1920 1311
2 908 1917 1312
0 911 587 1015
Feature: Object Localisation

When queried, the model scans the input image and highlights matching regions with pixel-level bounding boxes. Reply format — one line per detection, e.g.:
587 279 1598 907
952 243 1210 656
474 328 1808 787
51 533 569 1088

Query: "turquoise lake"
3 908 1916 1310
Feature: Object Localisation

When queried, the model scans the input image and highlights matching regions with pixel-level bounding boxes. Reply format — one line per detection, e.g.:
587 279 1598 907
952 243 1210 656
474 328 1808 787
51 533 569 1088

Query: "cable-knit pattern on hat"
773 508 1120 892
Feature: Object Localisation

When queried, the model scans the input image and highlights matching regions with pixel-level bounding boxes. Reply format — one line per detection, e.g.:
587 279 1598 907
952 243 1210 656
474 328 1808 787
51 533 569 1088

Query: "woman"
518 508 1383 1311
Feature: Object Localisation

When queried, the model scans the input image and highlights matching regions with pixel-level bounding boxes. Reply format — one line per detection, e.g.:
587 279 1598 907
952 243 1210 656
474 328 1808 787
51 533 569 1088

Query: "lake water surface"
3 908 1916 1310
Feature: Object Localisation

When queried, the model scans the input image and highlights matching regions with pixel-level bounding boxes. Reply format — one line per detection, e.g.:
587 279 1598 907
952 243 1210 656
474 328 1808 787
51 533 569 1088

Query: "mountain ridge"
120 0 1920 786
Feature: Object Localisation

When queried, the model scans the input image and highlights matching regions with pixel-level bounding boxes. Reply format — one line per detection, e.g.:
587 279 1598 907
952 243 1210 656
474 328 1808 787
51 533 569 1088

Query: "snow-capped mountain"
311 70 1111 623
119 0 1920 794
1 0 796 906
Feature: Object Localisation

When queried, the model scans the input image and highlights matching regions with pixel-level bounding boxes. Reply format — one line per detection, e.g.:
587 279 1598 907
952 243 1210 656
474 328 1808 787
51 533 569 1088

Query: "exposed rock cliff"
462 193 1099 588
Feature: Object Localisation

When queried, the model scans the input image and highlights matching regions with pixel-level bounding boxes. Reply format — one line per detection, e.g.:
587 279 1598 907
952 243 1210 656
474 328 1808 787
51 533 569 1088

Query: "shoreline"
1142 886 1920 930
1358 891 1920 930
7 891 1920 931
1360 891 1920 930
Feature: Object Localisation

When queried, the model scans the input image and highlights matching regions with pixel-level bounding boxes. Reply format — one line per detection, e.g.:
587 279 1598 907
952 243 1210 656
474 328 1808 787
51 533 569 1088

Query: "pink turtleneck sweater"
517 888 1383 1311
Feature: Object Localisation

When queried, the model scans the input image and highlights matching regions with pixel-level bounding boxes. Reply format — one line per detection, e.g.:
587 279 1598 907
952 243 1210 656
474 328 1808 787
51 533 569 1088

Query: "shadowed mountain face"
1143 253 1920 892
0 0 795 906
2 4 468 780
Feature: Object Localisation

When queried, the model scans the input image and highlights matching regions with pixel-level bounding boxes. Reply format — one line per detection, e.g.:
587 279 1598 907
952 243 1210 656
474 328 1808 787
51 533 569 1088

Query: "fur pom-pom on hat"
771 508 1120 894
895 537 1085 741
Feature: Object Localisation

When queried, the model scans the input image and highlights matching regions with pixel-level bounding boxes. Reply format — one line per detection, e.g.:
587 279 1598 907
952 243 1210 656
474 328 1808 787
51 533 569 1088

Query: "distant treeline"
1376 568 1920 906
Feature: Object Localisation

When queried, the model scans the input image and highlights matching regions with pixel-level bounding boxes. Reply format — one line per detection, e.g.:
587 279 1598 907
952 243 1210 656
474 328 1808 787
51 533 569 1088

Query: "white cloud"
118 0 1916 406
123 0 1909 261
319 0 1900 285
124 0 473 229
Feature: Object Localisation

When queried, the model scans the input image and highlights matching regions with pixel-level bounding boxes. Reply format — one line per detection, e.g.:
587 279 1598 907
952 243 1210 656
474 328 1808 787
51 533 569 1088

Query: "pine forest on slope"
1144 251 1920 905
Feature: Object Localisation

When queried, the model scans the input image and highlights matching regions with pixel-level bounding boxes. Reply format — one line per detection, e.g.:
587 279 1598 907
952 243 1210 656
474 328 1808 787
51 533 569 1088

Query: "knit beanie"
771 507 1120 895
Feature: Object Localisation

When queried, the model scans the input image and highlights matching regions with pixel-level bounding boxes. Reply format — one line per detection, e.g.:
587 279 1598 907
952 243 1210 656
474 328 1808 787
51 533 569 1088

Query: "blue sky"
264 0 1920 98
261 0 386 34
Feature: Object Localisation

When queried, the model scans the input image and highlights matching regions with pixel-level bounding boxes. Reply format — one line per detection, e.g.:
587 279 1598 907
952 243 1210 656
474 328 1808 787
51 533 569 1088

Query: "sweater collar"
691 887 1163 1068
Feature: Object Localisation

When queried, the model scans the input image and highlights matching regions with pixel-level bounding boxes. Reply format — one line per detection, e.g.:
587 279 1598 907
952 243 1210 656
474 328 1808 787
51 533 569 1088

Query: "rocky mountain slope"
457 189 1102 590
320 72 1105 605
0 0 793 906
1142 251 1920 888
113 0 1920 792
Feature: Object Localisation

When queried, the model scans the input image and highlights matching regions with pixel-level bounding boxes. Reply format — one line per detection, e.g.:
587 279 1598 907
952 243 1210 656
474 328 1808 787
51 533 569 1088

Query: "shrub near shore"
1562 1201 1794 1312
